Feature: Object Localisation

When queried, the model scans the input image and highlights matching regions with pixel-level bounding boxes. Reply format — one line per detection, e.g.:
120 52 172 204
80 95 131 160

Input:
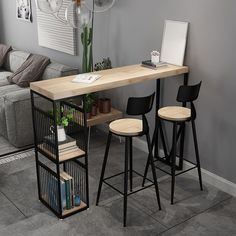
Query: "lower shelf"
62 201 87 216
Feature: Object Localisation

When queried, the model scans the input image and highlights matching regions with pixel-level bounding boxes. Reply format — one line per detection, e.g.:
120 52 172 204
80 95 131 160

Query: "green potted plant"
94 57 112 71
94 58 112 113
49 107 75 142
84 94 95 119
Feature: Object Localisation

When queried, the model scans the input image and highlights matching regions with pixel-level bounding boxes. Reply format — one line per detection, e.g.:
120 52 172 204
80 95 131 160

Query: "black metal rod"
175 166 197 176
82 94 90 207
52 100 62 215
154 79 161 158
103 181 124 196
31 90 41 200
129 137 133 192
171 122 177 205
127 184 155 196
96 132 112 206
103 171 125 181
159 121 168 157
191 120 203 190
123 137 129 227
146 133 161 210
179 73 189 170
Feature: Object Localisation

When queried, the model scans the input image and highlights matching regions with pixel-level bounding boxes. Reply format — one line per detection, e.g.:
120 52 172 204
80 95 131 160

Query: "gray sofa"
0 50 78 148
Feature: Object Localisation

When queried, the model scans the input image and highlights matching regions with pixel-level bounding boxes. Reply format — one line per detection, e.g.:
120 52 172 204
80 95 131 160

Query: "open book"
72 73 102 84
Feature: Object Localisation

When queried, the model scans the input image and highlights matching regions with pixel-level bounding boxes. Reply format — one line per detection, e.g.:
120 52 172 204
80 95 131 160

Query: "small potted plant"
94 57 112 71
49 107 75 142
84 94 94 119
90 93 98 116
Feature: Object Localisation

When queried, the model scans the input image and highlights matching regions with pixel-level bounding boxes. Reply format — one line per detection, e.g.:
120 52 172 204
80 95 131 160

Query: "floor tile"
0 203 25 229
160 198 236 236
0 130 235 236
0 166 48 217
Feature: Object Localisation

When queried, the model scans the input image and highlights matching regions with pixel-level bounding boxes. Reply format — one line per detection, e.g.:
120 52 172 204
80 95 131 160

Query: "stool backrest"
177 82 202 103
177 81 202 120
126 93 155 116
126 93 155 135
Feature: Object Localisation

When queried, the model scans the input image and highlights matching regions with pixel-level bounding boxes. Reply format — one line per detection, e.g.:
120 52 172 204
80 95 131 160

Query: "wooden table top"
30 64 189 100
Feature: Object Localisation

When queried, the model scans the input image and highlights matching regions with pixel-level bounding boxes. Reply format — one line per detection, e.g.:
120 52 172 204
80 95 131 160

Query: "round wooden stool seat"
158 106 191 122
109 118 143 136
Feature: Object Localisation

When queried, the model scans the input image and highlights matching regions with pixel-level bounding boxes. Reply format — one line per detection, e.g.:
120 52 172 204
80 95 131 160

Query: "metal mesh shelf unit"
37 159 88 218
32 95 87 163
31 91 89 219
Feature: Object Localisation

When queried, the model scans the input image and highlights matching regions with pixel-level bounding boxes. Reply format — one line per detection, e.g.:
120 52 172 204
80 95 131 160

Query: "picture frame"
16 0 32 22
160 20 189 66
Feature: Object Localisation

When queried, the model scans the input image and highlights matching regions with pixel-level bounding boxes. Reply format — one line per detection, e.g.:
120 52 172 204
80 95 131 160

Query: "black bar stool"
143 82 203 204
96 93 161 227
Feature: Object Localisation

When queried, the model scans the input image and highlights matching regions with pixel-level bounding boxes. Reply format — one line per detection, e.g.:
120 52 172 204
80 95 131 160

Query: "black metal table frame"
153 73 189 170
28 71 188 218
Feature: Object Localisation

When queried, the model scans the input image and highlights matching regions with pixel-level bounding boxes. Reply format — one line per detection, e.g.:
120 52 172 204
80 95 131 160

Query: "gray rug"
0 149 34 165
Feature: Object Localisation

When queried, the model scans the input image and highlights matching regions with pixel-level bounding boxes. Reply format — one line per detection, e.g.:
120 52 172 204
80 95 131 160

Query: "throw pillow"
7 54 50 87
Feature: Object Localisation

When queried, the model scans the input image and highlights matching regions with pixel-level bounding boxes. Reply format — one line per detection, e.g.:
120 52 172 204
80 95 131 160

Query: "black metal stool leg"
191 120 203 191
129 137 133 192
179 123 185 170
142 126 156 187
171 122 177 205
159 121 168 158
124 137 129 227
96 132 112 206
146 133 161 210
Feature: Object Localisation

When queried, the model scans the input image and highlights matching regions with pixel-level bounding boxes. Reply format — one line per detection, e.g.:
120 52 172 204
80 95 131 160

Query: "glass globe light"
35 0 63 14
65 1 92 28
84 0 115 13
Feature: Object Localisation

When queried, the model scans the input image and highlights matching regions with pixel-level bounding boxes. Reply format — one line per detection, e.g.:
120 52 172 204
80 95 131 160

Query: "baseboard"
132 137 236 198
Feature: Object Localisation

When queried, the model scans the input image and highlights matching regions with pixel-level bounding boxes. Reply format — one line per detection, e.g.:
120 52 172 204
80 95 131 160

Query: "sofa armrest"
3 89 33 147
4 88 31 102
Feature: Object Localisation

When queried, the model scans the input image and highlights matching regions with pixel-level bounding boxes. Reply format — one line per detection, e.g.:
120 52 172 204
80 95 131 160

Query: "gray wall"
0 0 110 68
1 0 236 183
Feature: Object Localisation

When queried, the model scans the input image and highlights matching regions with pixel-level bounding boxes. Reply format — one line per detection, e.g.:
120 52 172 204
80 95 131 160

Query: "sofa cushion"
0 85 24 139
0 70 12 87
0 44 12 67
8 54 50 88
4 50 31 73
42 62 78 80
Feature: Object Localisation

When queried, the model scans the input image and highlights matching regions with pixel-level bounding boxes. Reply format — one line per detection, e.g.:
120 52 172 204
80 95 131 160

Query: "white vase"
57 125 66 142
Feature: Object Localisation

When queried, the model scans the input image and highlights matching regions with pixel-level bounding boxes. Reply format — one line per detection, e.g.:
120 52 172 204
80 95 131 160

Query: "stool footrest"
102 169 155 197
154 163 198 176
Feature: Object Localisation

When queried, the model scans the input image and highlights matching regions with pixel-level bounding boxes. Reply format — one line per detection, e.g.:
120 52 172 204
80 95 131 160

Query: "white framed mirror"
160 20 189 66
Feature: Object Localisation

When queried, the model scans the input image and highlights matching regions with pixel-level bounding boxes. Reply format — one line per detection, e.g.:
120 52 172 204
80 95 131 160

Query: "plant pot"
57 125 66 142
91 105 97 116
99 98 111 113
50 125 67 142
98 98 103 113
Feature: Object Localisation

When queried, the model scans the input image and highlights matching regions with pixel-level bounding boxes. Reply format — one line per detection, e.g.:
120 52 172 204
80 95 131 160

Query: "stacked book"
44 135 77 154
141 60 167 69
39 135 84 161
60 171 75 210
